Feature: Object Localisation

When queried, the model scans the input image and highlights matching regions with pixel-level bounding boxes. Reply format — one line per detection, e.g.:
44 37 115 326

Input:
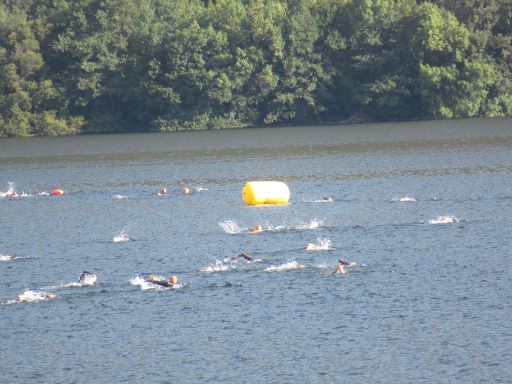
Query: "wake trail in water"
303 197 334 203
41 271 98 290
6 290 56 304
264 260 305 272
219 219 325 234
201 259 233 273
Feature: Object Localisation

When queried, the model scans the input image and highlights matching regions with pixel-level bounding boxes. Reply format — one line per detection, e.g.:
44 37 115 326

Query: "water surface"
1 117 511 383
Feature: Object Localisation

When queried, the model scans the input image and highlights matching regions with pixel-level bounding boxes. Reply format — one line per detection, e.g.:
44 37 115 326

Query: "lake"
1 117 511 383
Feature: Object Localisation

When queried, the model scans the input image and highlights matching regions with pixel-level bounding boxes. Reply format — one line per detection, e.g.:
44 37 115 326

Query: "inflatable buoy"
50 188 64 195
242 181 290 205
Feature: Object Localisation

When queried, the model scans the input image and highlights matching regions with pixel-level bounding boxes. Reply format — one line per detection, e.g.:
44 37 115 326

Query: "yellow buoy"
242 181 290 205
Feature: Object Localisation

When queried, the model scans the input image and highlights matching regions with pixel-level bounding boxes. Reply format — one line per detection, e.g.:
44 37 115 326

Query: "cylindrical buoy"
242 181 290 205
50 188 64 195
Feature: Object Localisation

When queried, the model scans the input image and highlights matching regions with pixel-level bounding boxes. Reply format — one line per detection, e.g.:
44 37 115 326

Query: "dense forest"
0 0 511 136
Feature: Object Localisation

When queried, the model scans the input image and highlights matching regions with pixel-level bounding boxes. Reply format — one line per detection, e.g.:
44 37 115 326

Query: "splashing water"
428 215 460 224
130 275 161 291
201 259 232 273
130 275 181 290
305 238 332 251
78 271 97 286
264 260 305 272
40 272 98 290
0 182 17 198
297 218 324 230
392 196 417 203
0 254 19 261
13 290 56 303
114 194 127 200
218 220 242 234
113 228 130 242
194 186 208 192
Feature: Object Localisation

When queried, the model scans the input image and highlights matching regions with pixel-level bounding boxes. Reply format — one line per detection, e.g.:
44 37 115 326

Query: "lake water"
1 118 511 383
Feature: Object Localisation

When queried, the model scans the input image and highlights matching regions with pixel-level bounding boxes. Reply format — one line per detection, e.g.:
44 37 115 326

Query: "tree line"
0 0 511 136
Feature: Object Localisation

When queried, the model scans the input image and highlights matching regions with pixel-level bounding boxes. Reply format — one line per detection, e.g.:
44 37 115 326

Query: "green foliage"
0 3 82 136
0 0 511 136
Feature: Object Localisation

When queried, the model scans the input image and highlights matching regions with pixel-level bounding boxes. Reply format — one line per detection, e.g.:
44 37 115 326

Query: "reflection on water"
1 117 512 383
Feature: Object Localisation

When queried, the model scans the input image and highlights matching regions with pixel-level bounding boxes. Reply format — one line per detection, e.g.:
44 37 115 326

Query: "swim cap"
169 275 178 285
339 259 349 265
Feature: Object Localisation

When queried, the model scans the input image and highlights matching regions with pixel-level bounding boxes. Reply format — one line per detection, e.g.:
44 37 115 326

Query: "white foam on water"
297 218 324 230
114 194 127 200
41 282 81 289
38 191 50 196
201 259 232 273
12 290 56 303
194 186 208 192
264 260 305 272
428 215 460 224
130 275 181 290
40 272 97 290
0 182 17 198
113 228 130 242
79 272 97 286
305 238 332 251
0 254 20 261
392 196 417 203
303 197 333 203
218 220 242 234
130 275 162 290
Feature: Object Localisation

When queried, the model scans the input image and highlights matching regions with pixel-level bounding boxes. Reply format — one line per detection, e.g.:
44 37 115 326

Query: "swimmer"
338 258 357 267
157 188 168 196
323 196 333 202
305 243 317 251
238 253 253 261
148 275 178 287
15 291 56 302
113 233 129 242
332 264 346 274
5 191 18 198
332 258 356 274
51 187 64 195
78 271 97 285
249 224 263 233
182 187 190 194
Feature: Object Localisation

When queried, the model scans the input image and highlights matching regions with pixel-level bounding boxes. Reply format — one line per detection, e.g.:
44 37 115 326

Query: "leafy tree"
0 3 82 136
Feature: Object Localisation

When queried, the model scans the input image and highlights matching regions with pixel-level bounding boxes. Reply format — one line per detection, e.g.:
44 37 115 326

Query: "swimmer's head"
148 274 158 282
338 259 349 265
182 187 190 194
169 275 178 285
